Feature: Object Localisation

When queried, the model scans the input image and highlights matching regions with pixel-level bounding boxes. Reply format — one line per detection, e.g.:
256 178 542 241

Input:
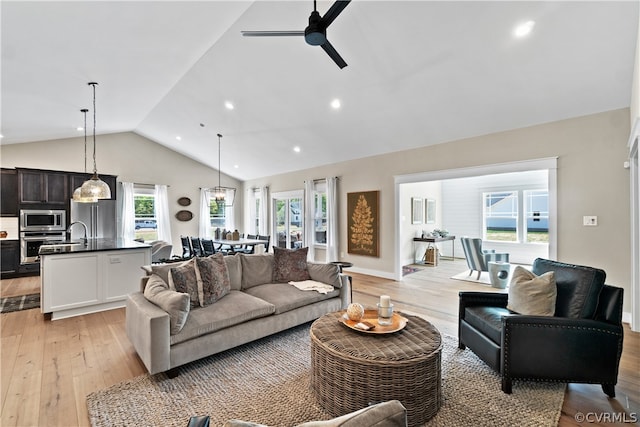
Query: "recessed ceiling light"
331 99 341 109
76 126 84 131
234 164 239 169
176 136 182 141
225 101 234 110
514 20 535 38
293 146 301 153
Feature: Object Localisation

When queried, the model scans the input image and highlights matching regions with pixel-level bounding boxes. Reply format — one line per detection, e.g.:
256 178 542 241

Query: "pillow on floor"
169 258 200 309
273 246 311 283
507 266 557 316
143 274 190 335
195 253 231 306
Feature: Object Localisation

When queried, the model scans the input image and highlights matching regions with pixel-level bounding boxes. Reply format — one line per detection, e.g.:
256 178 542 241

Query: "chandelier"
212 133 235 207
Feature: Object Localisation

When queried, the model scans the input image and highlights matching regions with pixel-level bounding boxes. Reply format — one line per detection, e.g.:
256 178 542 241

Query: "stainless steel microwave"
20 209 66 232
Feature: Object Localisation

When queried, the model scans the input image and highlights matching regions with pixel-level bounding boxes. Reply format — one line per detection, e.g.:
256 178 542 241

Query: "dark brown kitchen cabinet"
0 240 19 275
18 169 68 205
1 168 19 216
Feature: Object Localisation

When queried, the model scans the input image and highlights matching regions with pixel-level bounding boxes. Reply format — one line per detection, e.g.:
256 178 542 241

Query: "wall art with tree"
347 190 379 257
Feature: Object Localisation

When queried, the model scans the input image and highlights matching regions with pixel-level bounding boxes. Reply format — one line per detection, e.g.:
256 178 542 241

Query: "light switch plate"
583 216 598 226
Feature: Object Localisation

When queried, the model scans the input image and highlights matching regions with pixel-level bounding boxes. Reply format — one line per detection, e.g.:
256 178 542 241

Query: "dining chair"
201 239 216 256
190 237 203 257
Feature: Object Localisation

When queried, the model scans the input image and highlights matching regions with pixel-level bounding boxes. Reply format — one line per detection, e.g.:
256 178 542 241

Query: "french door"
272 190 304 250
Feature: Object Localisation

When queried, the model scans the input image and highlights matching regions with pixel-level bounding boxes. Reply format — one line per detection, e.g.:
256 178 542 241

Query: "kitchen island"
39 239 151 320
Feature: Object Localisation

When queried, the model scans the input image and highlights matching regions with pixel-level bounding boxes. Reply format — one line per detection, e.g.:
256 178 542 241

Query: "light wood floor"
1 259 638 426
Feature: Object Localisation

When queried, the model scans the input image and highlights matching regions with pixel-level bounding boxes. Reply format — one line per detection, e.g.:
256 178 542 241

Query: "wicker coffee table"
309 311 442 427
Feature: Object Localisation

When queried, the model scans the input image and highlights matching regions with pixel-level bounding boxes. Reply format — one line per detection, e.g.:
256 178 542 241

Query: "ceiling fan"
241 0 351 69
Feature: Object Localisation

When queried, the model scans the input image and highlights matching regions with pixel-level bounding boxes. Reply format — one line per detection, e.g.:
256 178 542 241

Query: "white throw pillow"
507 266 557 316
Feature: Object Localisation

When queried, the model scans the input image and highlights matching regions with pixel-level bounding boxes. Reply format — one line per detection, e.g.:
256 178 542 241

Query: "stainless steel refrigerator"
70 200 117 240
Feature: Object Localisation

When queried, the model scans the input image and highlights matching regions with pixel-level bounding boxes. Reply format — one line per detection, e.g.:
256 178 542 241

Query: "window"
209 199 231 232
313 182 327 245
525 190 549 243
134 186 157 241
483 189 548 243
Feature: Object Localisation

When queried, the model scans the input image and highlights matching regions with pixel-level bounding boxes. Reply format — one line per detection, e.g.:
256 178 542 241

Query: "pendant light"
212 133 235 207
72 109 97 203
80 82 111 200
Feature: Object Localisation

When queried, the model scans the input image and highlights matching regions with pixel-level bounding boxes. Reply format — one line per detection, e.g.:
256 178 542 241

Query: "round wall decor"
177 197 191 206
175 210 193 221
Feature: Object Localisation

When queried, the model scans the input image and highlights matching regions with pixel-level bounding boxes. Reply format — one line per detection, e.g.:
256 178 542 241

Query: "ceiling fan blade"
241 31 304 37
321 40 347 69
320 0 351 27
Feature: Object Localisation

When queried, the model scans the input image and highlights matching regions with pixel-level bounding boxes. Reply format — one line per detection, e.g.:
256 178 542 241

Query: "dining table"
211 237 270 253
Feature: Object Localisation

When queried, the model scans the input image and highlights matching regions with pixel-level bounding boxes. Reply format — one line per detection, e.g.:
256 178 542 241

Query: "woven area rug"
86 323 565 427
0 293 40 313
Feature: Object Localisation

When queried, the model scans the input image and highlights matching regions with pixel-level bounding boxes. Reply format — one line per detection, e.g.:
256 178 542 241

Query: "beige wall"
1 109 632 313
631 7 640 125
244 109 632 313
0 132 243 254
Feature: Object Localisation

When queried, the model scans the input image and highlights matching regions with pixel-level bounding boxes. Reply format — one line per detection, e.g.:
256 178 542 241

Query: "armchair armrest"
501 316 624 392
459 291 508 314
126 292 171 375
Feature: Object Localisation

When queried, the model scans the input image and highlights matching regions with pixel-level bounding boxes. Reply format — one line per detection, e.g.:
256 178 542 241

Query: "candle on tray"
380 295 391 308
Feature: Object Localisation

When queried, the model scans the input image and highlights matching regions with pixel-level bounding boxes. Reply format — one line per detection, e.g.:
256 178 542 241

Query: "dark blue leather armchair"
458 258 624 396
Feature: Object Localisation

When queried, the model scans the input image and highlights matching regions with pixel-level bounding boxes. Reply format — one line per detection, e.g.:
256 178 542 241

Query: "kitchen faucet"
67 221 88 246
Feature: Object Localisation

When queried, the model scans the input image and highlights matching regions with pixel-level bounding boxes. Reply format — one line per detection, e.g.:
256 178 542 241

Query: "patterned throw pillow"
195 253 231 307
272 246 311 283
169 260 200 309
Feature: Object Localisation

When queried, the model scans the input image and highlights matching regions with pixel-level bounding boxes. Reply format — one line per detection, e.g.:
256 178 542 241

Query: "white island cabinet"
40 239 151 320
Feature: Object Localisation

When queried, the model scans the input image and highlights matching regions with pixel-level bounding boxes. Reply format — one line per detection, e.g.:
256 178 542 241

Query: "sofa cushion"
168 259 200 309
464 306 513 344
143 274 190 335
244 282 339 315
307 262 341 289
273 246 311 283
507 266 556 316
195 254 231 307
240 253 274 289
170 291 276 346
532 258 605 318
224 253 243 291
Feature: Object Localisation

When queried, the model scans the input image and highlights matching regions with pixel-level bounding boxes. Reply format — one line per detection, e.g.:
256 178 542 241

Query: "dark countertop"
39 238 151 256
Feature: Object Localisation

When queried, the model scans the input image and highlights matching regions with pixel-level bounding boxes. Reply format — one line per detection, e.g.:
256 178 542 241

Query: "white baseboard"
623 311 632 325
346 266 396 280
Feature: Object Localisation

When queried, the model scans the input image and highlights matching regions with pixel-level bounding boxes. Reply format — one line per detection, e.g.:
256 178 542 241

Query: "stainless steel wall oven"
19 209 67 264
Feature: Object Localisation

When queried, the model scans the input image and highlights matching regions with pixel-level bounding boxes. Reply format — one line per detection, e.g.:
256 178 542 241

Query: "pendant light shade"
80 82 111 200
73 109 97 203
212 133 236 207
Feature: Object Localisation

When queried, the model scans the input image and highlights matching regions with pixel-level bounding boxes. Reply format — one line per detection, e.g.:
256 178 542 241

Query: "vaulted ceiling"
1 1 638 181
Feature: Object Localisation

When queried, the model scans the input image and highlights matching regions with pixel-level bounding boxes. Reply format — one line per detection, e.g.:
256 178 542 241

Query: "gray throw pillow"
507 266 557 316
143 274 190 335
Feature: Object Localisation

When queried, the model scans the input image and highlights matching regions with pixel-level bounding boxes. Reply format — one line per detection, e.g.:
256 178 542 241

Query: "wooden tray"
340 309 408 334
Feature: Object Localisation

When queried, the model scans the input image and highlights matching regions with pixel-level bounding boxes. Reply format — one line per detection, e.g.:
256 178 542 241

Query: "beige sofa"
126 252 351 375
